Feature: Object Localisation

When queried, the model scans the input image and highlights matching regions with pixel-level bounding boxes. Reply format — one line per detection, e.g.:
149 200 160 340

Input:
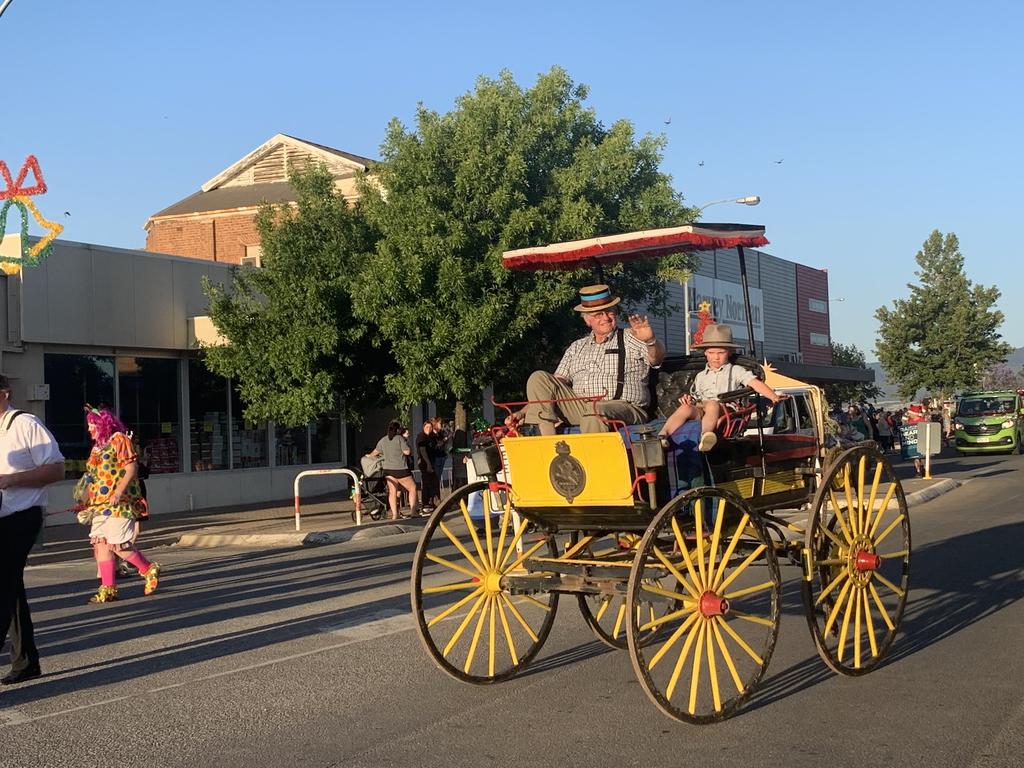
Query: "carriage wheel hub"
699 591 729 617
855 550 882 572
483 571 503 594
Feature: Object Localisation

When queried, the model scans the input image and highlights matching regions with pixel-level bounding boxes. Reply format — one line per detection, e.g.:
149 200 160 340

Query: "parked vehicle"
952 390 1024 455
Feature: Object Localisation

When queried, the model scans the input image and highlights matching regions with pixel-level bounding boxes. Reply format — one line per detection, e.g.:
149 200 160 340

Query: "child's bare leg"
700 401 722 435
660 402 698 436
698 401 722 451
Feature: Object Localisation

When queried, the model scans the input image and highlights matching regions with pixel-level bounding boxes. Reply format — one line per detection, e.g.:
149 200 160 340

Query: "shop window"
275 424 309 466
43 354 115 478
231 384 267 468
118 357 181 474
311 412 343 464
188 358 229 471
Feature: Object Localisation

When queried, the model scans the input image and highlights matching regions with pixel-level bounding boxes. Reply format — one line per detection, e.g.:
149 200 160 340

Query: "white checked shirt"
691 363 756 402
555 330 652 407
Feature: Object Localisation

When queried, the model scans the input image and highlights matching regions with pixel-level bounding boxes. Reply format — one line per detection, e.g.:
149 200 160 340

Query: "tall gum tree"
353 67 695 422
874 230 1011 400
203 165 390 426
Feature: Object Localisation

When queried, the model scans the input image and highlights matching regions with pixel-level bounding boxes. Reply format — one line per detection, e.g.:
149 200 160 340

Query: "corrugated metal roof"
148 181 297 219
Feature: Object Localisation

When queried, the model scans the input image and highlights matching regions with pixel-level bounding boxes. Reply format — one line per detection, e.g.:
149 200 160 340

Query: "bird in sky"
64 211 71 217
664 117 671 125
774 158 784 164
698 160 704 167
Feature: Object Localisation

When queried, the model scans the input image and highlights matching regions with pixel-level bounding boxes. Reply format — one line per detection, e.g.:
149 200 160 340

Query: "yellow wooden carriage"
410 225 910 724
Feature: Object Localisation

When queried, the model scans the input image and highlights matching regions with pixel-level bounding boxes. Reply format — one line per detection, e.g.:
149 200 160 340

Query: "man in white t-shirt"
0 375 65 686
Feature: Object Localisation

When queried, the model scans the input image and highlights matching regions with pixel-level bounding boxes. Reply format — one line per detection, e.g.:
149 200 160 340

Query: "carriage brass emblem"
549 440 586 503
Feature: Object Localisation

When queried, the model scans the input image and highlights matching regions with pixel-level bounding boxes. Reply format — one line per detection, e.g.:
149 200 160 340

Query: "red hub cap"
855 551 882 572
699 591 730 617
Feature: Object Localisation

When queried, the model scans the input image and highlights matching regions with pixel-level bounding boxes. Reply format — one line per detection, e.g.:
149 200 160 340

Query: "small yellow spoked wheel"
411 481 558 684
626 487 782 724
575 533 666 650
802 444 910 675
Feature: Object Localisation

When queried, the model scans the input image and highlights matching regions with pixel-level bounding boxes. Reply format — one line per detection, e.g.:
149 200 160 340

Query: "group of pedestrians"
370 416 451 520
837 404 898 452
836 397 949 477
1 377 160 687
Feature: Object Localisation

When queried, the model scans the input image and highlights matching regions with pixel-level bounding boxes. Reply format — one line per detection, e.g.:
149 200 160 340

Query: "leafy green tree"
203 165 390 426
823 341 882 406
352 67 694 415
874 230 1012 400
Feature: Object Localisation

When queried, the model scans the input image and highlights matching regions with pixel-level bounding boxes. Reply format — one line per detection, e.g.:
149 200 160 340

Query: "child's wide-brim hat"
693 323 742 349
574 284 621 313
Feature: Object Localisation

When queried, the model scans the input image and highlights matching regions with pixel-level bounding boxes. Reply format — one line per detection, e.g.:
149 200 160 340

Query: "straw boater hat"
692 323 742 349
574 284 621 313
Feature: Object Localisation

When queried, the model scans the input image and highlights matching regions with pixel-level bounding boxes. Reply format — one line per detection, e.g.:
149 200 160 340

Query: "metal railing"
293 468 360 531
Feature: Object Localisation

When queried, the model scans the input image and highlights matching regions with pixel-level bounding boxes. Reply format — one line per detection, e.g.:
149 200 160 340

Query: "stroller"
350 453 390 522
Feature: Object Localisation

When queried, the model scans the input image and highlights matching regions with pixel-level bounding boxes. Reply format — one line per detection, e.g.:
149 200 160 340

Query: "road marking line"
0 694 130 726
0 610 417 728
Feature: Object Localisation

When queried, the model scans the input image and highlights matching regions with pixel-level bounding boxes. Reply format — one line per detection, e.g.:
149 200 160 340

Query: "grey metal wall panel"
19 255 49 342
43 245 93 344
758 253 799 359
708 248 760 288
172 260 214 348
661 280 685 355
19 240 233 349
694 252 715 278
132 257 176 347
91 247 136 347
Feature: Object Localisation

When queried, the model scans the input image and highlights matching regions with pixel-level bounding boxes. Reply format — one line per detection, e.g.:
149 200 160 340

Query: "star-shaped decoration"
698 300 712 312
0 196 64 272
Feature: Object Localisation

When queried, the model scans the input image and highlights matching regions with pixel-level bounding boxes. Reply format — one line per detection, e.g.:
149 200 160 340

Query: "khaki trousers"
524 371 648 433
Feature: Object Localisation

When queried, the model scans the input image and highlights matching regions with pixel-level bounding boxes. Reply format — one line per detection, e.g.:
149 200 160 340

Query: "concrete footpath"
30 447 977 566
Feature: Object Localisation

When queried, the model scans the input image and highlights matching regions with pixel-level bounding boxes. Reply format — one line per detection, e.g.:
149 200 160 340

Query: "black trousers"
0 506 42 672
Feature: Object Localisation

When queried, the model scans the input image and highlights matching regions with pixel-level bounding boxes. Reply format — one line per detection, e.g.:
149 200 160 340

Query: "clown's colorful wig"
85 406 128 445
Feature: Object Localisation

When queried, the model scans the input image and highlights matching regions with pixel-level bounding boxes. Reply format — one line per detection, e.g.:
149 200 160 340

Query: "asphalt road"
2 452 1023 768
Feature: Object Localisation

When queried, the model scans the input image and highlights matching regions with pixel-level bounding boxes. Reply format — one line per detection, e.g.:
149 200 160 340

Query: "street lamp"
697 195 761 214
684 195 762 354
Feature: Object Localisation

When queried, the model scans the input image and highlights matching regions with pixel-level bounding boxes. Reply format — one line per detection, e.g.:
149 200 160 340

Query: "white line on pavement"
0 610 417 728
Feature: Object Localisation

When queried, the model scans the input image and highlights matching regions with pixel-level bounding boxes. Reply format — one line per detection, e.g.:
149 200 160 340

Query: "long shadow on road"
745 518 1024 713
4 540 421 706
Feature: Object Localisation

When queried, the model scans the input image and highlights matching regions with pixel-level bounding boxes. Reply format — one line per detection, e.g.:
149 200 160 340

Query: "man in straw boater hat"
505 284 666 434
658 323 782 451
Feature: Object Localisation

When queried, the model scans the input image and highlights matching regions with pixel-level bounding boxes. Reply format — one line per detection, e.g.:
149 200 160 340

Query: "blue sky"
4 0 1022 356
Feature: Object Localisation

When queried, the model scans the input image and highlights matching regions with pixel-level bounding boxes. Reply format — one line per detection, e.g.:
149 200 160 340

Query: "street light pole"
684 195 761 355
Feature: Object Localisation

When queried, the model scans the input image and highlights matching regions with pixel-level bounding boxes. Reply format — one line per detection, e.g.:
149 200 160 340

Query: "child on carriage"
659 323 783 451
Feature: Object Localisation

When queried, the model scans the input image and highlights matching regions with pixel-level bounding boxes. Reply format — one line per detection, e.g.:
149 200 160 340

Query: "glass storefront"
42 353 343 475
118 357 181 474
274 424 309 466
188 359 230 471
230 384 268 468
43 354 115 478
311 412 343 465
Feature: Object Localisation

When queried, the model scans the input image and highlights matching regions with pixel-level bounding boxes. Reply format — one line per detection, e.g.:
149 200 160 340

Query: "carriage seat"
650 352 765 421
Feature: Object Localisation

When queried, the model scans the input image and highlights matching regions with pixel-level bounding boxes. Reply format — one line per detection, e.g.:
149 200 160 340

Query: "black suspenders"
603 329 626 400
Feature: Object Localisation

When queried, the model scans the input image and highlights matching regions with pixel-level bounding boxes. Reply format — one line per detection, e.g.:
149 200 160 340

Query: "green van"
953 390 1024 455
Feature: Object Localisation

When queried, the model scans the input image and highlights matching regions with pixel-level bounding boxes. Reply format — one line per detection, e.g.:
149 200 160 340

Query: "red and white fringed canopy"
501 223 768 271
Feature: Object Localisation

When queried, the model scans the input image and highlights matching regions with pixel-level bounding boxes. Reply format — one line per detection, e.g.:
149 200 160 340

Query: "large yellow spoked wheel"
626 487 782 724
411 481 559 684
575 533 665 650
802 444 910 675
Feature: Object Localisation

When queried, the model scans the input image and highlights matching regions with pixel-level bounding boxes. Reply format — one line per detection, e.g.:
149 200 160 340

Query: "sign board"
689 276 765 344
899 422 942 459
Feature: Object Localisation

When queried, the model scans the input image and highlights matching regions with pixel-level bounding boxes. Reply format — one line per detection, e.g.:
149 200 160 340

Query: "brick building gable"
144 134 374 264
